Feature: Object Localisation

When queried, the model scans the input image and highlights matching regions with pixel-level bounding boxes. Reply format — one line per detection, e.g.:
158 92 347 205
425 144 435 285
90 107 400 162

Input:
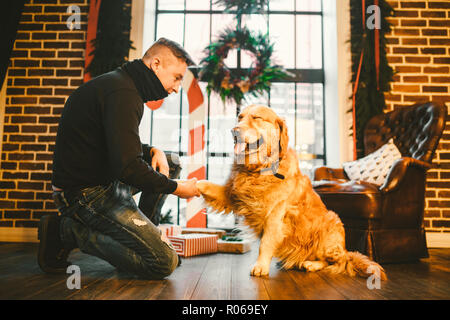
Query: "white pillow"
343 138 402 186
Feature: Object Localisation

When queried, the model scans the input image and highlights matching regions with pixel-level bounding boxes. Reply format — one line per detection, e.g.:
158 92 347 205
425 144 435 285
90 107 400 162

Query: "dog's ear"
277 117 289 159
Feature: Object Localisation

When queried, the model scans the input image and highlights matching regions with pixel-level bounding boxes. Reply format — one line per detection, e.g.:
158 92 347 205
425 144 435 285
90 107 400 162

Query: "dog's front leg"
197 180 233 214
251 204 286 277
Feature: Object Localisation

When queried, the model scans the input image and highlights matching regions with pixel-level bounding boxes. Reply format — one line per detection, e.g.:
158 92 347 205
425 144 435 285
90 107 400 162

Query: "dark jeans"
55 152 181 280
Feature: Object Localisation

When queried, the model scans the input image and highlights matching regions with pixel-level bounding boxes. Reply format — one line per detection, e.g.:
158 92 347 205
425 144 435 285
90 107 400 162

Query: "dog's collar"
260 161 285 180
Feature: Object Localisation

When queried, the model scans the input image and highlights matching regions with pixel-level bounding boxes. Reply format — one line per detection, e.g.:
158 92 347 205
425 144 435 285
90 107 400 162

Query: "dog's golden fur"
197 105 386 280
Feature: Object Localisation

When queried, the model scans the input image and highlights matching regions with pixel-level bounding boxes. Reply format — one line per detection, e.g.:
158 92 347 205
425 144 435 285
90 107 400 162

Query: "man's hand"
150 147 170 177
172 178 201 199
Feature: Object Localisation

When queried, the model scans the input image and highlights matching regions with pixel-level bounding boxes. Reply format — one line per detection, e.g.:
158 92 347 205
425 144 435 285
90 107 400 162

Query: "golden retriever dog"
197 104 386 280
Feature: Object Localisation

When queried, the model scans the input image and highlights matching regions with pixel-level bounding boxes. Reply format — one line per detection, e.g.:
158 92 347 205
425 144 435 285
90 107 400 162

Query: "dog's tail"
343 251 387 280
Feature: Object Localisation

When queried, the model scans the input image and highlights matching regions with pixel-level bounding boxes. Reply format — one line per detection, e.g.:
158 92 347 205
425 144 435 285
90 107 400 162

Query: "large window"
145 0 325 227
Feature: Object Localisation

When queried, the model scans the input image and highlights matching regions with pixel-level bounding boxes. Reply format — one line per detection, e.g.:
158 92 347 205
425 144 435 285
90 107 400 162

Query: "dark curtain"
0 0 26 88
85 0 133 78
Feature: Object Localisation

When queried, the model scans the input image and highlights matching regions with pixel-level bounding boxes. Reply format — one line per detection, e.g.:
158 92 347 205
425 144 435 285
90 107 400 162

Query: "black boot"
37 215 71 274
138 152 181 225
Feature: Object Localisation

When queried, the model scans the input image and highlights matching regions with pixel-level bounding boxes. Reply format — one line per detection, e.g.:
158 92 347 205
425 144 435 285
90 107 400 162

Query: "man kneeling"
38 38 199 279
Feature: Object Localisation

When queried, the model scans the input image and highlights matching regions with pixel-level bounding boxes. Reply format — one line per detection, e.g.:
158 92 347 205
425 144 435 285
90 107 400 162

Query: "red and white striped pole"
145 69 207 228
182 69 207 228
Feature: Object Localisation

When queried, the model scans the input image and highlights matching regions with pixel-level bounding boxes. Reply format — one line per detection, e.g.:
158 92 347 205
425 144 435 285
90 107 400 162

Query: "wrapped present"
181 227 226 238
168 233 218 257
158 224 182 237
217 239 252 254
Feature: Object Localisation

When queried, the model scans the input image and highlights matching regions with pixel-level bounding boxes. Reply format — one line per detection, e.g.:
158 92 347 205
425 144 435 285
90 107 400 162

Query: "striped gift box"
181 227 226 238
158 224 182 237
167 233 218 257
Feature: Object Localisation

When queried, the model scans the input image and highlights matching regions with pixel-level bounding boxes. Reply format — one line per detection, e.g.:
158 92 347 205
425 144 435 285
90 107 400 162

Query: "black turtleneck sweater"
52 59 178 194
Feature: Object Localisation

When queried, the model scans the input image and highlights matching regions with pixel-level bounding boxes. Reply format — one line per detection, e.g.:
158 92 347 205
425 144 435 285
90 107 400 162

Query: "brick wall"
385 0 450 233
0 0 89 228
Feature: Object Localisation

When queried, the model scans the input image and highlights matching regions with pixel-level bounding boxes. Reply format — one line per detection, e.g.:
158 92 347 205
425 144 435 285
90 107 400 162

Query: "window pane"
244 89 269 106
207 92 236 154
160 155 191 225
269 15 295 68
160 193 180 224
312 83 324 155
179 87 189 153
152 2 325 227
296 83 324 155
270 0 294 11
207 157 233 184
212 0 225 10
186 0 210 10
207 212 236 229
270 83 296 147
296 15 322 69
205 156 236 229
295 82 324 179
242 14 267 34
211 14 237 68
241 14 268 68
151 93 181 153
300 158 323 180
185 14 210 65
211 14 236 34
296 83 314 119
157 0 184 10
313 83 324 120
156 14 184 45
296 0 321 12
139 104 152 145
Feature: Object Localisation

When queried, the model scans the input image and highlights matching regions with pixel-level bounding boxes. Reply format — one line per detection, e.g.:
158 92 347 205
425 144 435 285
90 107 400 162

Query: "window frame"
150 0 326 224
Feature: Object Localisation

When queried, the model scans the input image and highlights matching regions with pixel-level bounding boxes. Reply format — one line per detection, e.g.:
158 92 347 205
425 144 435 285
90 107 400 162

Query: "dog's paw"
302 261 326 272
250 263 270 277
196 180 211 196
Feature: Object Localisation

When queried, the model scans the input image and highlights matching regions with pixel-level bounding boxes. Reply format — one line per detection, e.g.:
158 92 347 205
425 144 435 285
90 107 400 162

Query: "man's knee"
140 249 178 280
159 249 179 278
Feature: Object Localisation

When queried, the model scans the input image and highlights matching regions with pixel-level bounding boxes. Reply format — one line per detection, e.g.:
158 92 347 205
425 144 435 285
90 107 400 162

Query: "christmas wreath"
199 27 290 106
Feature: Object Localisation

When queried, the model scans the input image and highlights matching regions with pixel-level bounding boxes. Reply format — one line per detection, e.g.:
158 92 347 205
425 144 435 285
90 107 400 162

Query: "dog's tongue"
234 142 246 155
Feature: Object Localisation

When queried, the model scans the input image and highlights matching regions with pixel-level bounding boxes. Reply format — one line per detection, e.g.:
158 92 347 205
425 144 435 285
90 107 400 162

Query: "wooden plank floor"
0 242 449 300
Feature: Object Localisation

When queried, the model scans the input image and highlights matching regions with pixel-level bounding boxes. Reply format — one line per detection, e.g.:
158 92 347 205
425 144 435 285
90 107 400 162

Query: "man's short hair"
144 38 195 66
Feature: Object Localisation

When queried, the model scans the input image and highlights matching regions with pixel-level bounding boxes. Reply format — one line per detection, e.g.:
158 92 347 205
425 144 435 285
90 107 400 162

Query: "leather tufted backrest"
364 102 447 163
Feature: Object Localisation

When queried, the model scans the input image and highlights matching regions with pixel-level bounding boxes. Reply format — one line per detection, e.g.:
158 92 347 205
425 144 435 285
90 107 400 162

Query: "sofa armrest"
313 166 349 181
380 157 432 193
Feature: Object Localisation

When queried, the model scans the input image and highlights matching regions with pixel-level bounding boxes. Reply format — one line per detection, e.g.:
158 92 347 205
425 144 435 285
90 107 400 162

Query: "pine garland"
86 0 134 78
350 0 395 158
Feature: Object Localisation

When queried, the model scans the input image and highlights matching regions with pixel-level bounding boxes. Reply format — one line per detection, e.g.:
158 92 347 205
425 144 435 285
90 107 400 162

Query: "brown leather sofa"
312 102 447 263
